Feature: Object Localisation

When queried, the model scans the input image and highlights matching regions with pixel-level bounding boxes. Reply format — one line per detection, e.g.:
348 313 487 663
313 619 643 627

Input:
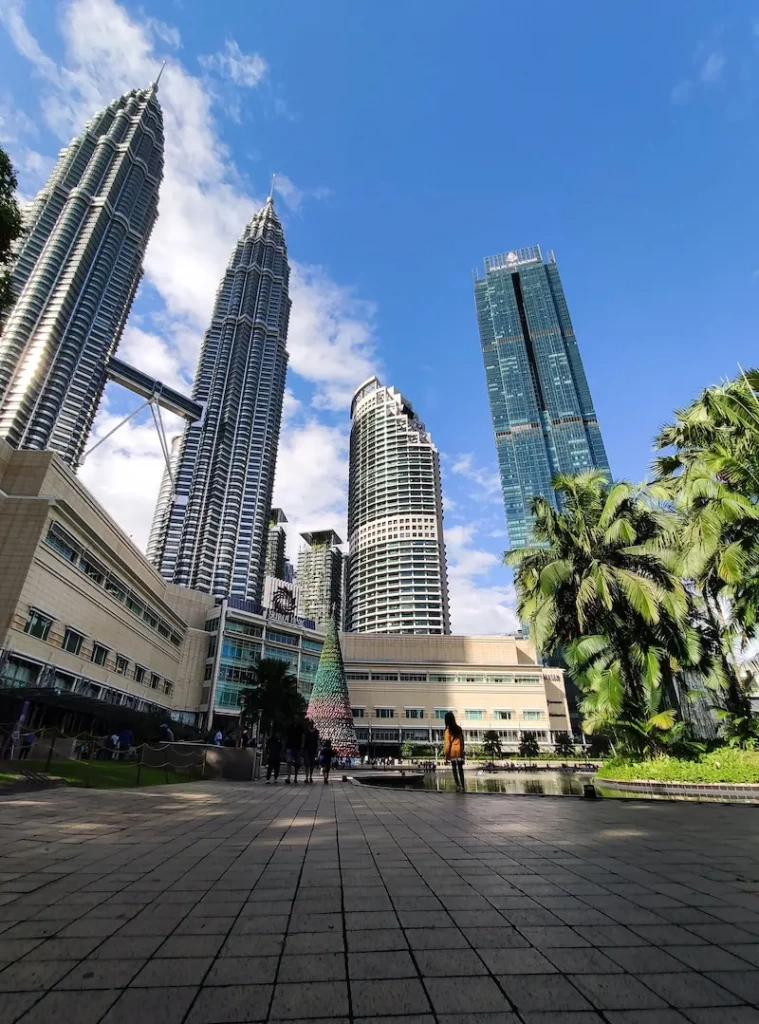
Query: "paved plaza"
1 781 759 1023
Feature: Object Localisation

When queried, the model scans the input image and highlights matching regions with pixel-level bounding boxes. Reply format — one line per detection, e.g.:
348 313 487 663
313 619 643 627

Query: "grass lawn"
597 748 759 785
5 759 198 789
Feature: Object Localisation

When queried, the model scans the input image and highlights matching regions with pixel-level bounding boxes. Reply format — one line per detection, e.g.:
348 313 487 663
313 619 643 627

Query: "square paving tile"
277 952 346 982
499 975 593 1013
570 973 668 1010
55 959 145 989
349 950 417 979
185 984 272 1023
269 980 349 1019
414 948 489 976
427 976 513 1015
544 947 625 974
15 989 119 1024
0 959 77 991
479 947 557 974
641 972 744 1008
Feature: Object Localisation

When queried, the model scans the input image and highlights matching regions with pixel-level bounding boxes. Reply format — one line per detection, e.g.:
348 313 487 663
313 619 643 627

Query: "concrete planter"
597 776 759 803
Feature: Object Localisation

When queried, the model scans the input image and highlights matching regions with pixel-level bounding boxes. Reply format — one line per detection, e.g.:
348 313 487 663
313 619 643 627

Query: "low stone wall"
597 777 759 803
141 743 261 781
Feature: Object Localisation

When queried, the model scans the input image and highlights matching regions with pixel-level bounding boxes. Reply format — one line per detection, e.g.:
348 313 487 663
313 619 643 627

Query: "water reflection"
420 770 582 796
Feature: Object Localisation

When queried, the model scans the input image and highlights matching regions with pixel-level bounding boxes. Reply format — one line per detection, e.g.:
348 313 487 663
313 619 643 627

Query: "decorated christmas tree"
307 612 359 757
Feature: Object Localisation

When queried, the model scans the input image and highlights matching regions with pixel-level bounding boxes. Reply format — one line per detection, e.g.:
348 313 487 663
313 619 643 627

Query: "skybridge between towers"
78 356 204 490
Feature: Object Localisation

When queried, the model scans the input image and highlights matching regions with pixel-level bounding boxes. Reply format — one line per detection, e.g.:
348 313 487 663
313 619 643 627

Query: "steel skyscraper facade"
148 197 290 601
474 246 609 548
347 377 450 635
0 85 164 466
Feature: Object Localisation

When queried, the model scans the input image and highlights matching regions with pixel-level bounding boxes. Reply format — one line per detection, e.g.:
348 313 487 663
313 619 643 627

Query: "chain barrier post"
136 745 143 787
202 748 207 779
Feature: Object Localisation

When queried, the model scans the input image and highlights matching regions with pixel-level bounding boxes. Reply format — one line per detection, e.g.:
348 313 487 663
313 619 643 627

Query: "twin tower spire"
0 82 290 603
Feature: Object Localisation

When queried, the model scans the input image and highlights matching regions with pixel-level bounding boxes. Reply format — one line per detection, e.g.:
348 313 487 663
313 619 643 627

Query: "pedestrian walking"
265 731 282 784
303 718 319 783
284 720 304 784
444 712 466 792
319 739 333 784
118 727 134 759
19 731 34 760
213 729 223 746
158 723 174 743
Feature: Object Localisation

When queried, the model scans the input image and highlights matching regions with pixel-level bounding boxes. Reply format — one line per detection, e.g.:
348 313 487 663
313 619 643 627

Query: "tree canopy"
0 147 23 319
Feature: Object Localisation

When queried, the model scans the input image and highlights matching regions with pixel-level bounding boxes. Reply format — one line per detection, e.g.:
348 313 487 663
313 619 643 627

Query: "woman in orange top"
444 711 466 792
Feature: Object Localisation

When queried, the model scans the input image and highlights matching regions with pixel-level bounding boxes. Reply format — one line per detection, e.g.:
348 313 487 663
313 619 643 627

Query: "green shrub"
597 747 759 785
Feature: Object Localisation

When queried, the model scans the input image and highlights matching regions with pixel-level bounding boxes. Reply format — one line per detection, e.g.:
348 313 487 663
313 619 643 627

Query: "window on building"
204 663 213 681
434 709 451 720
494 710 513 720
371 672 398 681
465 709 484 721
126 595 145 616
346 672 369 680
375 708 395 719
24 610 53 641
79 554 106 586
134 665 146 684
352 708 365 719
523 710 543 721
400 673 426 681
115 655 129 675
104 575 127 602
62 628 84 655
91 643 109 667
265 629 298 646
164 681 174 696
150 673 161 690
207 635 217 658
515 675 540 686
45 522 80 563
405 708 424 719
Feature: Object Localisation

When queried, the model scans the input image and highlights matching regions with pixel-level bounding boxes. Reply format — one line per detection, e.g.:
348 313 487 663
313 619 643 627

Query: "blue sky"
1 0 758 632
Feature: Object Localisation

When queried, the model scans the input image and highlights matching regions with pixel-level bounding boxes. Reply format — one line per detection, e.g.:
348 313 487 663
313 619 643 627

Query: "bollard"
583 781 597 799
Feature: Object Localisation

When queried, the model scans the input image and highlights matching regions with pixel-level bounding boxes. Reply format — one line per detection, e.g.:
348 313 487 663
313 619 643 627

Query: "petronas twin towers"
0 80 291 602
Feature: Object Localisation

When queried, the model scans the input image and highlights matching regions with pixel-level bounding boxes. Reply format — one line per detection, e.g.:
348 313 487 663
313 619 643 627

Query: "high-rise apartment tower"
0 85 164 465
297 530 343 631
148 197 290 601
474 246 609 548
264 508 288 581
347 377 450 634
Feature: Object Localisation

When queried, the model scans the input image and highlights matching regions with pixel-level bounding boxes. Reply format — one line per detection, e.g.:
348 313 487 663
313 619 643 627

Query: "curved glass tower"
474 246 610 548
347 377 450 635
149 197 290 602
0 85 164 466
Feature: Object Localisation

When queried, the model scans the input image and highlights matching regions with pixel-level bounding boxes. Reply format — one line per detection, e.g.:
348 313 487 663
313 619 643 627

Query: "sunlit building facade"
347 377 450 634
148 197 290 602
474 246 609 548
0 84 164 466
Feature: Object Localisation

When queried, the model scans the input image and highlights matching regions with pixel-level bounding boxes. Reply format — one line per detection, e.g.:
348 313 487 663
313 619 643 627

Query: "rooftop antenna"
268 172 276 202
154 61 166 89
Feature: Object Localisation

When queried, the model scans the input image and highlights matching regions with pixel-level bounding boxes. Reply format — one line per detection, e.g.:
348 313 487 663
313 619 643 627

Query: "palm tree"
482 730 503 760
238 658 306 739
654 370 759 744
506 471 700 745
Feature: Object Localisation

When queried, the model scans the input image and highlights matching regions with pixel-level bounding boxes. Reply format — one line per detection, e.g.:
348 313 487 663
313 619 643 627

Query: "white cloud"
449 452 501 502
444 524 519 634
271 418 350 559
273 173 330 213
670 79 692 105
288 263 380 409
700 50 725 83
199 39 267 88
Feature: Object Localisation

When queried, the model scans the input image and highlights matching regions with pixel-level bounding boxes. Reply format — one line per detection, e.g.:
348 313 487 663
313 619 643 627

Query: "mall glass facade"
474 246 610 548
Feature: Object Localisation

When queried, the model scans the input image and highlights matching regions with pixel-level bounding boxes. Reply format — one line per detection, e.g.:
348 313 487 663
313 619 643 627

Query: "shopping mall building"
0 443 570 751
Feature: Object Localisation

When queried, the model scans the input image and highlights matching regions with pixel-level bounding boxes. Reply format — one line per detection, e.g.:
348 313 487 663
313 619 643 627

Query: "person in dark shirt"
319 739 333 784
118 728 133 761
284 721 304 784
303 718 319 783
265 732 282 784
